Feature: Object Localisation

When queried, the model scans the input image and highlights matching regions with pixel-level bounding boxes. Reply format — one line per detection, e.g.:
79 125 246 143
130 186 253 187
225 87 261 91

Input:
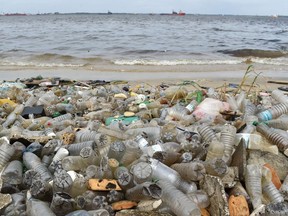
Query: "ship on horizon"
160 10 186 16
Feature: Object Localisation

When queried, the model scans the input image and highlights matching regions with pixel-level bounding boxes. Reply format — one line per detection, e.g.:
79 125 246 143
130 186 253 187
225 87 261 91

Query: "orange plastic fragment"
228 195 249 216
201 208 210 216
112 200 138 210
88 179 122 191
263 163 282 189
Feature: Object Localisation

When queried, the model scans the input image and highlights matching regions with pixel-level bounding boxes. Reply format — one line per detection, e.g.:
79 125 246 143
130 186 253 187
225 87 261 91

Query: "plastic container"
186 190 210 209
1 160 23 185
23 152 53 181
149 158 197 194
125 182 162 201
197 124 217 144
0 139 16 171
53 169 73 193
220 124 237 164
262 166 284 204
171 162 206 181
257 103 288 122
50 192 75 216
245 164 262 210
158 180 201 216
256 123 288 155
271 89 288 104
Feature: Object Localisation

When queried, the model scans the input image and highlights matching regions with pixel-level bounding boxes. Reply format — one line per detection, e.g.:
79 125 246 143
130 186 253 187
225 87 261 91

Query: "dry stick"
247 72 262 96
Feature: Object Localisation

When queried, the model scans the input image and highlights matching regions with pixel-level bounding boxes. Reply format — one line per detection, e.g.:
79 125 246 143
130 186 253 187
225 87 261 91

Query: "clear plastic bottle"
279 174 288 200
256 123 288 155
1 160 23 184
0 138 16 171
220 124 237 164
149 158 197 194
107 141 126 161
158 180 201 216
30 179 53 201
48 147 69 172
69 175 88 198
23 152 53 181
257 103 288 121
245 164 262 210
53 169 73 193
171 162 206 182
265 114 288 130
152 151 180 166
130 162 153 184
125 182 162 202
262 166 284 204
50 192 75 216
67 141 96 156
203 158 228 177
197 124 217 144
205 138 225 161
143 141 182 157
271 89 288 104
27 197 56 216
186 190 210 209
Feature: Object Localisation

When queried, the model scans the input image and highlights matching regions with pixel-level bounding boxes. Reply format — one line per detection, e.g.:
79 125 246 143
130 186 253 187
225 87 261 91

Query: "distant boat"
108 11 112 15
160 10 186 16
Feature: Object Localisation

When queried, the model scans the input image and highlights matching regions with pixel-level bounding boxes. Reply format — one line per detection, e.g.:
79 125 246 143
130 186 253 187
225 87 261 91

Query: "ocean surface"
0 14 288 72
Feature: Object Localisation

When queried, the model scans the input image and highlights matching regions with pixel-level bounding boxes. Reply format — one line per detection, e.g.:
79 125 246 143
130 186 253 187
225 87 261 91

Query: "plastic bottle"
23 152 53 181
149 158 197 194
125 182 162 202
22 170 41 189
171 162 206 182
279 174 288 200
69 175 88 198
67 141 96 156
205 138 225 161
186 190 210 209
0 138 16 171
119 140 141 167
53 169 73 193
3 192 27 215
197 124 217 144
1 160 23 184
117 170 135 190
256 123 288 156
50 192 75 216
264 202 288 216
262 166 284 203
265 114 288 130
130 162 153 184
220 124 237 164
257 103 288 121
30 179 53 201
107 141 126 161
143 142 182 157
152 151 180 166
158 180 201 216
203 158 228 177
245 164 262 210
271 89 288 104
48 147 69 172
27 197 56 216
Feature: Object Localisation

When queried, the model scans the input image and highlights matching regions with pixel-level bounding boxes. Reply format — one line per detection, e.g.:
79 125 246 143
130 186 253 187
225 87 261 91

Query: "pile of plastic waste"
0 76 287 216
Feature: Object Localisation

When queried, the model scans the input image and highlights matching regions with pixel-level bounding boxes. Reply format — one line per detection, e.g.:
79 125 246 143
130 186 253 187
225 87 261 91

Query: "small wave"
114 59 241 66
218 49 288 58
121 49 168 55
30 53 77 61
0 60 83 68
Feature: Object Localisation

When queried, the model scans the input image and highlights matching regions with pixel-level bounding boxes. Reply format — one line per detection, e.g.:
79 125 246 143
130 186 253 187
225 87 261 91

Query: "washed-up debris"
0 75 287 216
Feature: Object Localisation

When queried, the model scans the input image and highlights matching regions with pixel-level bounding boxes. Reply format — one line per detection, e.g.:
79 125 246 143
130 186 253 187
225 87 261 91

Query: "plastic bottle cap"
139 103 147 110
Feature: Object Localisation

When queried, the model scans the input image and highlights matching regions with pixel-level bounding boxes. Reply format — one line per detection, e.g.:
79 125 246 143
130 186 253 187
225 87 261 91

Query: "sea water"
0 14 288 75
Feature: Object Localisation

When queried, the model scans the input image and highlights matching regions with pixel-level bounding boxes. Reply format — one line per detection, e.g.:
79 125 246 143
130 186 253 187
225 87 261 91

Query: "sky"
0 0 287 16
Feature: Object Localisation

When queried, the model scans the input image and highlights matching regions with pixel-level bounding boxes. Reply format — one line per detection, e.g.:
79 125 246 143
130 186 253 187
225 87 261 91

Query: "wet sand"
0 63 287 91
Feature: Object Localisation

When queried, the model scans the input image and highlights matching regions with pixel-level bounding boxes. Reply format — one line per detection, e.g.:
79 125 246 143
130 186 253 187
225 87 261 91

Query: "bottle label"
135 136 148 149
151 145 162 152
259 110 272 121
185 103 195 112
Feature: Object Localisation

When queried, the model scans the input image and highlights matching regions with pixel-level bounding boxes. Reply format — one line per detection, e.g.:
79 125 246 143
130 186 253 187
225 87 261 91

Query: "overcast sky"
0 0 287 16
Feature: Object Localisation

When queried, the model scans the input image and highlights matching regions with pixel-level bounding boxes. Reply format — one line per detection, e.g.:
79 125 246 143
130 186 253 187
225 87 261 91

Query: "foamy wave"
114 59 241 66
249 58 288 66
0 60 84 68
